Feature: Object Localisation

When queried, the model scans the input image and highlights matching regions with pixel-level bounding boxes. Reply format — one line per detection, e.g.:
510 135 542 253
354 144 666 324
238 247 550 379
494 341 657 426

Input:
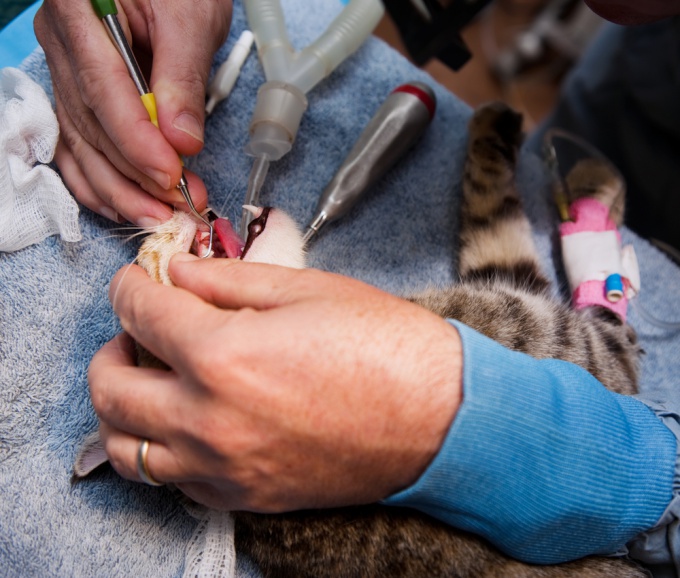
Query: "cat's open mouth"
193 206 270 260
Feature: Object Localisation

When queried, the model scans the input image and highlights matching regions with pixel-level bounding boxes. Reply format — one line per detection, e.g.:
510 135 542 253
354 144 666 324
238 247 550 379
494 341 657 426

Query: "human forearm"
384 320 676 564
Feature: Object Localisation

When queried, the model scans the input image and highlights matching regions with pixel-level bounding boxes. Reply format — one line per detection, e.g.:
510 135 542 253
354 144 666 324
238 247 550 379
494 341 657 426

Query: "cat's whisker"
91 232 141 242
110 262 140 314
217 181 245 221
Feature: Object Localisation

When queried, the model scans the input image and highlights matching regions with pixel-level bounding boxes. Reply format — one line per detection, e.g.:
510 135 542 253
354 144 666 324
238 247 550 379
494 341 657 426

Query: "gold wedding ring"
137 438 164 486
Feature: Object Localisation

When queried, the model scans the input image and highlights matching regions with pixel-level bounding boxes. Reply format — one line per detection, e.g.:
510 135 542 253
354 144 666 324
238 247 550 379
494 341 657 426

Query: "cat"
75 102 646 577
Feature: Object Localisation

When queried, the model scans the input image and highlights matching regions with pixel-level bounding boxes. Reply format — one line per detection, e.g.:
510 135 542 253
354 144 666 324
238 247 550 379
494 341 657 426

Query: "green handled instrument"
90 0 158 125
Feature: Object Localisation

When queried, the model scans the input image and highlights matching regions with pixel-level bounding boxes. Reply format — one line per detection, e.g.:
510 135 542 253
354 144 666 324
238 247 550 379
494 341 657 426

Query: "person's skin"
33 0 232 226
89 255 463 511
584 0 680 25
36 0 463 512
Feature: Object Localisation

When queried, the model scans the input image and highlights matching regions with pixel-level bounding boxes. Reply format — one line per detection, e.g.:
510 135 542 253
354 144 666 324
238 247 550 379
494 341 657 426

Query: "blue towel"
1 1 680 576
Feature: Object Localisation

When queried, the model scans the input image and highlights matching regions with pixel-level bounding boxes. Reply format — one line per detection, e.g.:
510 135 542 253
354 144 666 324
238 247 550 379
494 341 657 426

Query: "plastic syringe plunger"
303 82 436 242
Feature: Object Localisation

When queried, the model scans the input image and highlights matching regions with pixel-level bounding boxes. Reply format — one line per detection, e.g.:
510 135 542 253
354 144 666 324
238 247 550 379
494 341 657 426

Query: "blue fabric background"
0 1 40 68
1 0 680 576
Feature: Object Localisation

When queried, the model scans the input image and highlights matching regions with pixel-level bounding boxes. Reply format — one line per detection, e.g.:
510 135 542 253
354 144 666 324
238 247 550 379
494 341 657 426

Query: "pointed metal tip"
302 212 327 244
177 173 214 257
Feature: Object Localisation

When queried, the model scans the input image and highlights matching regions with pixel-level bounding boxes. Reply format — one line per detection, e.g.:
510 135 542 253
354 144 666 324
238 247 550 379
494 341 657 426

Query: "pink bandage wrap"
559 198 630 321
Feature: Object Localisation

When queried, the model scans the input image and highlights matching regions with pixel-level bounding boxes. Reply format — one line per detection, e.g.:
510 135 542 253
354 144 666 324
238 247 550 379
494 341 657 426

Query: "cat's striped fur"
409 103 639 396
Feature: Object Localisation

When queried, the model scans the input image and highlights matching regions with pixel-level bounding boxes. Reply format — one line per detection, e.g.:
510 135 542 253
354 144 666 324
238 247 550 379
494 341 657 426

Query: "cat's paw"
565 158 625 226
468 102 524 152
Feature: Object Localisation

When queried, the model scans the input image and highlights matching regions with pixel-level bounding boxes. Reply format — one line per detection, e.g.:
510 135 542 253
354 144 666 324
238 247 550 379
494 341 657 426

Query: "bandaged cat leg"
560 197 640 321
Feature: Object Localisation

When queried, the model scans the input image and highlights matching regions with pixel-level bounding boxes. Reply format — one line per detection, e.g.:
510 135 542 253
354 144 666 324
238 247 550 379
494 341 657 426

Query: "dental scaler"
303 82 436 242
240 0 385 237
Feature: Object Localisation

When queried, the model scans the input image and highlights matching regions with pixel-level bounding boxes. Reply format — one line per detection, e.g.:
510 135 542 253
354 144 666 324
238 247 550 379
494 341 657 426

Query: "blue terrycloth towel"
1 1 680 576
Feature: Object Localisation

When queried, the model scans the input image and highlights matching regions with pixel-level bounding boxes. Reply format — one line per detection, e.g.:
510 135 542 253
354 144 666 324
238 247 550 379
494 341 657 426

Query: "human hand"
88 256 463 511
34 0 232 226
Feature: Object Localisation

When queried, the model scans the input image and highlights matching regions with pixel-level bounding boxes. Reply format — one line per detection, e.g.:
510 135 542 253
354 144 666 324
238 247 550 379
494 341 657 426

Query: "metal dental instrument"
240 0 385 238
302 82 436 243
91 0 214 255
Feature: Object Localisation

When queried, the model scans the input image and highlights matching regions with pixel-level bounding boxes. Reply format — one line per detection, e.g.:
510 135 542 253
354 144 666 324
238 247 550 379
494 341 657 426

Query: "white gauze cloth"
182 502 237 578
0 67 80 251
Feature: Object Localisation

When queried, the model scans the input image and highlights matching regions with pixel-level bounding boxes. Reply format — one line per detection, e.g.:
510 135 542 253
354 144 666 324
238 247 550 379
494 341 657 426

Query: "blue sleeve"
382 320 676 565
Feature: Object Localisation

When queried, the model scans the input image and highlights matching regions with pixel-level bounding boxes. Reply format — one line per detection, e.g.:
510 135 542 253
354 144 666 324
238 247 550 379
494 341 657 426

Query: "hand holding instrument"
90 0 214 254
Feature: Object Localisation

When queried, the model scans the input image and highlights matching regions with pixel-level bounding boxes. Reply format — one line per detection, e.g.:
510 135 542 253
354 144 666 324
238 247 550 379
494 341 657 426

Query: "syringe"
303 82 436 242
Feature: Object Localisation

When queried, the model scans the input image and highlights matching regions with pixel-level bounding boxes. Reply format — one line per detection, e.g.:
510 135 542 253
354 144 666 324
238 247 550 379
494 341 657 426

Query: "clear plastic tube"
244 0 293 82
632 299 680 332
239 0 383 234
243 0 384 160
245 0 384 92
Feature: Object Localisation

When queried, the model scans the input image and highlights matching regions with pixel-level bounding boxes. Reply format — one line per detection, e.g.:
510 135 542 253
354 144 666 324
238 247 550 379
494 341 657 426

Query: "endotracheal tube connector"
239 0 385 235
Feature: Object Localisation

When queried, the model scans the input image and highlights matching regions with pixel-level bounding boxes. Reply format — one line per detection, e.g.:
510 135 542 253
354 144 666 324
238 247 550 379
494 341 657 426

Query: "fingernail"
100 206 120 223
137 216 163 228
173 113 204 143
172 252 199 263
144 167 172 190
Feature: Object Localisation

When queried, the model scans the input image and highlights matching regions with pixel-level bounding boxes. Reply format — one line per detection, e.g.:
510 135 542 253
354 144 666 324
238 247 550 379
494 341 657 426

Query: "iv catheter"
90 0 214 255
240 0 385 237
303 82 436 242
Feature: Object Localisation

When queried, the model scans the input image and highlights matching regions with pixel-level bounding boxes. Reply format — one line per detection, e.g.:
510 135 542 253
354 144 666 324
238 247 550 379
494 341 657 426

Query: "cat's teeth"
194 231 213 258
243 204 263 218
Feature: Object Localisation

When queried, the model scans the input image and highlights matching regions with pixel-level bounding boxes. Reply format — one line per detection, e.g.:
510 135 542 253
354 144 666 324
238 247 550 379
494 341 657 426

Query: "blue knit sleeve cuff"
382 320 675 564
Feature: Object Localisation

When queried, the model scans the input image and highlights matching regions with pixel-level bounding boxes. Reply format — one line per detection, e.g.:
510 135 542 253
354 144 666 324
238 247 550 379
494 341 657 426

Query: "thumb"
148 2 232 156
168 255 329 311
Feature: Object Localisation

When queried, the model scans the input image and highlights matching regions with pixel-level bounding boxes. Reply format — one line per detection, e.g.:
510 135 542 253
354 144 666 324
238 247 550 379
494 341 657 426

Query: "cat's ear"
72 430 109 482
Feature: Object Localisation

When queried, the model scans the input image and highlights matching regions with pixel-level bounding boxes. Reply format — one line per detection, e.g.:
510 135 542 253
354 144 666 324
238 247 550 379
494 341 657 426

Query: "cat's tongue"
195 217 244 258
214 218 245 258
